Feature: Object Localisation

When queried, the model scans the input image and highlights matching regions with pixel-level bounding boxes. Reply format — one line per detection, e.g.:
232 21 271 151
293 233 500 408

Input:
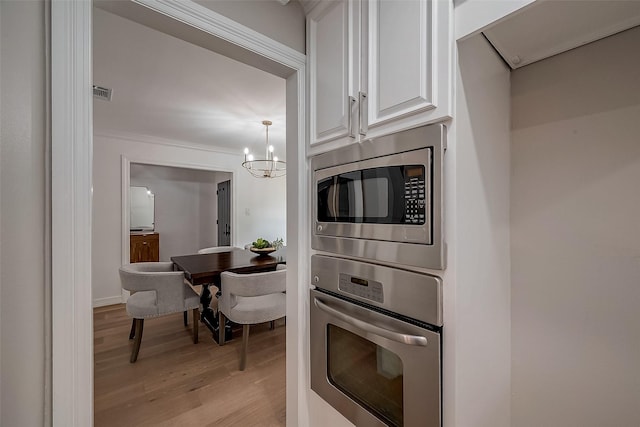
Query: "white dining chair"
119 262 200 363
218 264 286 370
197 246 239 254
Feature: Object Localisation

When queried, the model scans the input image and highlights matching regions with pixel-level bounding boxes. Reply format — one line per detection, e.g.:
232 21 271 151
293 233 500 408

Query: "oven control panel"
311 254 443 326
339 273 384 303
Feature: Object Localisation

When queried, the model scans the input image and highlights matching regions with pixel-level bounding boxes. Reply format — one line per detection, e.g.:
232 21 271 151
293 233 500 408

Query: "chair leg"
218 311 226 346
240 324 250 371
183 311 188 326
130 318 144 363
128 319 136 340
192 308 199 344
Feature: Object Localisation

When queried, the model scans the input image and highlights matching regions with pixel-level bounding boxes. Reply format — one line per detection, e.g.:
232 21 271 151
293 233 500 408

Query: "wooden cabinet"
130 232 159 263
307 0 452 154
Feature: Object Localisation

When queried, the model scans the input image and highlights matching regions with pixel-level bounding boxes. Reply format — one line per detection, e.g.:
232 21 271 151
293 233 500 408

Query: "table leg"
199 283 232 343
199 283 217 332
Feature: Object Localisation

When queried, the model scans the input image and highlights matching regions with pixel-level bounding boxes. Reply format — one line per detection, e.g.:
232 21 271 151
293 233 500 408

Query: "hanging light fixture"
242 120 286 178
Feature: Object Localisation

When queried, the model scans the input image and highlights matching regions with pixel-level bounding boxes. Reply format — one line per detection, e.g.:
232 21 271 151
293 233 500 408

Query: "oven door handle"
313 297 428 346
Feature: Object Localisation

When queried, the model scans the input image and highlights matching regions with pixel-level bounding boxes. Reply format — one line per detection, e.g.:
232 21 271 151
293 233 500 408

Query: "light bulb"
244 147 249 155
269 145 274 153
247 154 254 161
273 156 278 162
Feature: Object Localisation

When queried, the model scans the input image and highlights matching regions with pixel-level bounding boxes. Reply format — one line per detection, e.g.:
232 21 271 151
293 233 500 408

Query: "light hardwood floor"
94 304 286 426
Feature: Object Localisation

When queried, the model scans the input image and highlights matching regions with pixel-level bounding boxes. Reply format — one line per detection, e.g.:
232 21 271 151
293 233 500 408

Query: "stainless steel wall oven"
312 123 446 270
310 255 443 427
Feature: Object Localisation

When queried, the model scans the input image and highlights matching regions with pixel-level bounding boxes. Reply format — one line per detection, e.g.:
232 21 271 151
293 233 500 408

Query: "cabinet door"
308 0 360 148
363 0 452 137
130 234 159 263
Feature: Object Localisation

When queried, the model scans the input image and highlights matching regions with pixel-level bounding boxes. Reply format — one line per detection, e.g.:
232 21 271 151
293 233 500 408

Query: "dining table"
171 247 286 342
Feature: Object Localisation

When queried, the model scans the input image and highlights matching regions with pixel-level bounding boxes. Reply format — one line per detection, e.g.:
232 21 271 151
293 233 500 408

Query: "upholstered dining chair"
119 262 200 363
218 264 286 370
197 246 239 254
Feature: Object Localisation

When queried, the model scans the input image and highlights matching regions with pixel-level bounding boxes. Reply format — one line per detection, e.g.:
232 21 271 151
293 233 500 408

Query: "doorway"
217 180 231 246
51 1 307 425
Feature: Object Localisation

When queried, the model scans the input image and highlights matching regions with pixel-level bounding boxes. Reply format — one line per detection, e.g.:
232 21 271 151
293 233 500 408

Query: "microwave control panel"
339 273 384 303
404 166 426 224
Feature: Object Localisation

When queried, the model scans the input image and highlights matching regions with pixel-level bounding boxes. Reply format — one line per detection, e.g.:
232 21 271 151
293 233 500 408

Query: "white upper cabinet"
307 0 361 147
308 0 452 154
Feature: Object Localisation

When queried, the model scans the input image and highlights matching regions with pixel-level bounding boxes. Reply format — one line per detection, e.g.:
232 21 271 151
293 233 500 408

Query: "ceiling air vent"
93 85 112 101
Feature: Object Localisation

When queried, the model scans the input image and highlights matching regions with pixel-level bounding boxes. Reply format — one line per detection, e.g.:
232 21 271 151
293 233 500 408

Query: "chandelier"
242 120 286 178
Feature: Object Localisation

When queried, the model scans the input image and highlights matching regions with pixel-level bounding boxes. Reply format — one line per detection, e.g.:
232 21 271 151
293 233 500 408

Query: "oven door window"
327 324 404 427
317 165 425 224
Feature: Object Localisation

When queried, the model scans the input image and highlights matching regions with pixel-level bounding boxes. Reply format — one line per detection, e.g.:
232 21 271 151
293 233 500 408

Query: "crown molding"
133 0 306 69
93 130 245 158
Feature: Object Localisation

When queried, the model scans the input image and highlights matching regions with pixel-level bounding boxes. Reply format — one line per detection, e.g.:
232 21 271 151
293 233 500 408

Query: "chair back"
197 246 237 254
119 262 187 312
219 268 286 315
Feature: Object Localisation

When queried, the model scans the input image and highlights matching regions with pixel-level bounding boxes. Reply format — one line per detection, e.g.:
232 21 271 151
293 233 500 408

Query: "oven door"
310 289 441 427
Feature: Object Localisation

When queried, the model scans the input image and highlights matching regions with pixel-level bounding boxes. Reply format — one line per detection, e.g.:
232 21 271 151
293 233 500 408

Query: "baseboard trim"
93 296 124 308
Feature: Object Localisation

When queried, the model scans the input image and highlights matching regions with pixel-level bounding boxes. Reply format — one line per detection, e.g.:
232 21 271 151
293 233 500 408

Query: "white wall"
194 0 306 54
92 133 286 306
511 26 640 427
130 163 232 260
0 1 48 425
453 34 512 427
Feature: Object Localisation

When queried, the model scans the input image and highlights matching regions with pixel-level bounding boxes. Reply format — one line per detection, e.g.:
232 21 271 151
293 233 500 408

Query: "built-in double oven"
310 124 446 427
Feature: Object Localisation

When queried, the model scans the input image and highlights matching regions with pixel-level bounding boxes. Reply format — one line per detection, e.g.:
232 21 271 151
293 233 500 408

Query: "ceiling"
483 0 640 69
93 7 287 159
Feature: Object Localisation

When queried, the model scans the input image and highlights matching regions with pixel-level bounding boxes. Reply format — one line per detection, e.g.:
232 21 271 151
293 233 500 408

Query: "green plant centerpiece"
250 237 283 256
252 237 271 249
250 237 277 256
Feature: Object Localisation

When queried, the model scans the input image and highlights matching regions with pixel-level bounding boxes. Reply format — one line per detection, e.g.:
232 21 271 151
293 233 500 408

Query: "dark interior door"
217 180 231 246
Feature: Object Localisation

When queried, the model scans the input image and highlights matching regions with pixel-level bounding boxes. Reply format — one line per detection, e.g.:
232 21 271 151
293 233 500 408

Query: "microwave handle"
347 96 356 138
313 296 428 347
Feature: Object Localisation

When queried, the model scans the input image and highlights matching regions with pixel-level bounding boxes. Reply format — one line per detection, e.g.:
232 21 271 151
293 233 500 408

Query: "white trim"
121 155 238 269
121 156 130 270
92 296 124 308
52 2 307 425
287 69 310 427
133 0 306 70
301 0 323 15
51 0 93 425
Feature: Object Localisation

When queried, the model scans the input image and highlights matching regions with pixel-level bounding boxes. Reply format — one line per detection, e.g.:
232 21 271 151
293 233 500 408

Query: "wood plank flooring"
94 304 286 426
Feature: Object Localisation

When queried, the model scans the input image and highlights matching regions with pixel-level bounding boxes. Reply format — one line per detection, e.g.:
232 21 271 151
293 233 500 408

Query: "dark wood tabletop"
171 247 286 286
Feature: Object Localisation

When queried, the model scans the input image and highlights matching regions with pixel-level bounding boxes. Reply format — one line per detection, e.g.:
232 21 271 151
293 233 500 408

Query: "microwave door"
318 177 338 221
329 177 338 219
337 171 365 222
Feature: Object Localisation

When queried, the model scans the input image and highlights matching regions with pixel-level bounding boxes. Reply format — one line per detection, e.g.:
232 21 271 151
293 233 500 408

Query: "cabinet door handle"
359 91 368 136
347 96 356 138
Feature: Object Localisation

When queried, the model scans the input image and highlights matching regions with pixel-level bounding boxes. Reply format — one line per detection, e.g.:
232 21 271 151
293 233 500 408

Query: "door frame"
51 1 307 425
121 156 237 304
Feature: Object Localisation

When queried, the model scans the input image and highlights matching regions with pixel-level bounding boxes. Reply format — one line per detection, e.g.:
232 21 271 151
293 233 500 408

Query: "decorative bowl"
250 246 276 256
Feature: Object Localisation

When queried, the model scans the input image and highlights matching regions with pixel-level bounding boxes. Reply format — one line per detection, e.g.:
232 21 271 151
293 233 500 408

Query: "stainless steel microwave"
312 124 446 269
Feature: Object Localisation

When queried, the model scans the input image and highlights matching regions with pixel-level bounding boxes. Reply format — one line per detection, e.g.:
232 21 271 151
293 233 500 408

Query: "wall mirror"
130 186 155 231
